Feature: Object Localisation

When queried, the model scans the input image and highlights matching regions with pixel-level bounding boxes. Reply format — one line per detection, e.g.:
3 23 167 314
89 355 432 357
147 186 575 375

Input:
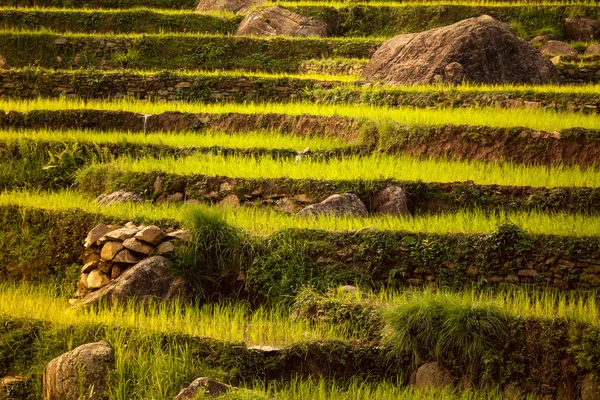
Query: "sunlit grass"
0 128 351 151
0 282 349 346
95 152 600 188
2 98 599 132
2 190 600 236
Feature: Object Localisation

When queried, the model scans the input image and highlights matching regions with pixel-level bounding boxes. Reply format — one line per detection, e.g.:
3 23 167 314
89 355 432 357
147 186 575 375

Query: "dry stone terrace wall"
79 171 600 215
0 71 338 103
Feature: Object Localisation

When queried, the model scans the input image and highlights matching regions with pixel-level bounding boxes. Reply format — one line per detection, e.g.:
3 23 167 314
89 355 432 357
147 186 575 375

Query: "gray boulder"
42 341 114 400
539 40 577 57
415 362 453 390
363 15 560 85
372 186 410 216
297 193 368 217
78 256 187 307
236 6 328 37
196 0 261 13
564 17 600 41
96 190 145 206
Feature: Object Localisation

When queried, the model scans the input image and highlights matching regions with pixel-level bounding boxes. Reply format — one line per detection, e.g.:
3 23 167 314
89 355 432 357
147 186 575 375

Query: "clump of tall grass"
386 292 508 379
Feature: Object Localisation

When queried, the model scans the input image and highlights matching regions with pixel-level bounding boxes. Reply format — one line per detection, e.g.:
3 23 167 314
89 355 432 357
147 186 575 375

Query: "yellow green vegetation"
3 98 600 131
0 128 350 151
97 153 600 188
3 190 600 236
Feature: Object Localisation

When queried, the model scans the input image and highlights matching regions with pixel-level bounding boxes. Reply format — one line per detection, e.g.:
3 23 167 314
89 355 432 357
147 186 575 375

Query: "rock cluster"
297 186 411 217
73 222 191 301
363 15 560 85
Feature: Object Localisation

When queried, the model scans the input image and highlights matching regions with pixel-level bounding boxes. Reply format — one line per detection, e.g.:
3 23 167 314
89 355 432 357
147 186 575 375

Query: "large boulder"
196 0 261 13
173 377 233 399
236 6 328 37
42 341 114 400
78 256 187 307
363 15 560 85
297 193 368 217
372 185 410 216
415 362 453 390
564 17 600 41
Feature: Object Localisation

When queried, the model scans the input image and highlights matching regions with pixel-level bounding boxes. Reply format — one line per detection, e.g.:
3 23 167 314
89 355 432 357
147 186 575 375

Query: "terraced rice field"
1 0 600 399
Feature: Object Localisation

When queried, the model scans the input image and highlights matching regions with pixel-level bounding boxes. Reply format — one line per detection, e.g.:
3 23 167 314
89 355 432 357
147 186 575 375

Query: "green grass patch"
0 8 242 34
0 128 351 151
3 190 600 236
2 98 599 132
89 153 600 188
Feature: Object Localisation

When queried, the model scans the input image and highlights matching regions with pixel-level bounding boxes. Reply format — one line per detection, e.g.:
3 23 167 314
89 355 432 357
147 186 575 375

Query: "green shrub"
292 286 384 340
386 293 508 380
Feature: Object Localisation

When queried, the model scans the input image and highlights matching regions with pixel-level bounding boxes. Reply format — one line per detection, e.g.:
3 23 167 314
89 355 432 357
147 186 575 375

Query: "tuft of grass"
386 292 509 378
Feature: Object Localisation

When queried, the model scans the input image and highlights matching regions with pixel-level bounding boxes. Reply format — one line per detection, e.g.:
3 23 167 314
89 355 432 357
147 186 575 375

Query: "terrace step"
0 32 379 72
2 110 599 167
4 315 599 399
2 68 600 108
0 9 242 34
2 203 600 291
78 168 600 215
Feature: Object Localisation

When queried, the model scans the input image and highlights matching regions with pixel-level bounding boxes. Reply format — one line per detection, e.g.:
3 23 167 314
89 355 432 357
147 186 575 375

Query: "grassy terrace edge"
2 194 600 295
2 68 600 110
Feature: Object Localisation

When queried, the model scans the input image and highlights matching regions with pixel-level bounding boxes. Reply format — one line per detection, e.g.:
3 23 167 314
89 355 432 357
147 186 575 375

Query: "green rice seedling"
0 127 351 151
386 292 508 379
2 98 600 132
3 190 600 236
0 282 352 346
94 153 600 188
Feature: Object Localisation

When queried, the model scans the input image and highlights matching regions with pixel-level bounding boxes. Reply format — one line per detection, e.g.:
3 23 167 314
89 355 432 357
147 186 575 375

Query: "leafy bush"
292 286 384 340
386 293 508 380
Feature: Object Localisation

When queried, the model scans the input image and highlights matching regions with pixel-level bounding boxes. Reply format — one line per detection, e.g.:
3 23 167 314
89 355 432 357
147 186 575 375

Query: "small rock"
87 270 110 290
157 241 175 256
220 181 234 192
85 224 111 248
0 55 8 69
42 341 114 400
173 377 234 400
167 230 193 242
54 37 68 45
372 185 410 216
81 260 99 274
135 226 167 245
123 238 154 255
517 269 537 277
1 375 24 395
529 35 548 45
105 227 140 242
564 17 600 41
539 40 577 57
297 193 368 217
415 362 453 390
294 194 312 203
196 0 262 13
153 176 163 195
339 285 357 294
98 262 112 274
125 221 137 229
112 249 140 264
219 194 240 207
550 55 561 65
167 192 185 203
96 190 145 206
585 44 600 56
78 273 89 291
101 242 124 261
111 265 122 280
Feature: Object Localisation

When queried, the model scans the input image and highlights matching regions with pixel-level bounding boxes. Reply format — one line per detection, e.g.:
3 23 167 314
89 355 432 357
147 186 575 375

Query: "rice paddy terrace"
1 0 600 399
